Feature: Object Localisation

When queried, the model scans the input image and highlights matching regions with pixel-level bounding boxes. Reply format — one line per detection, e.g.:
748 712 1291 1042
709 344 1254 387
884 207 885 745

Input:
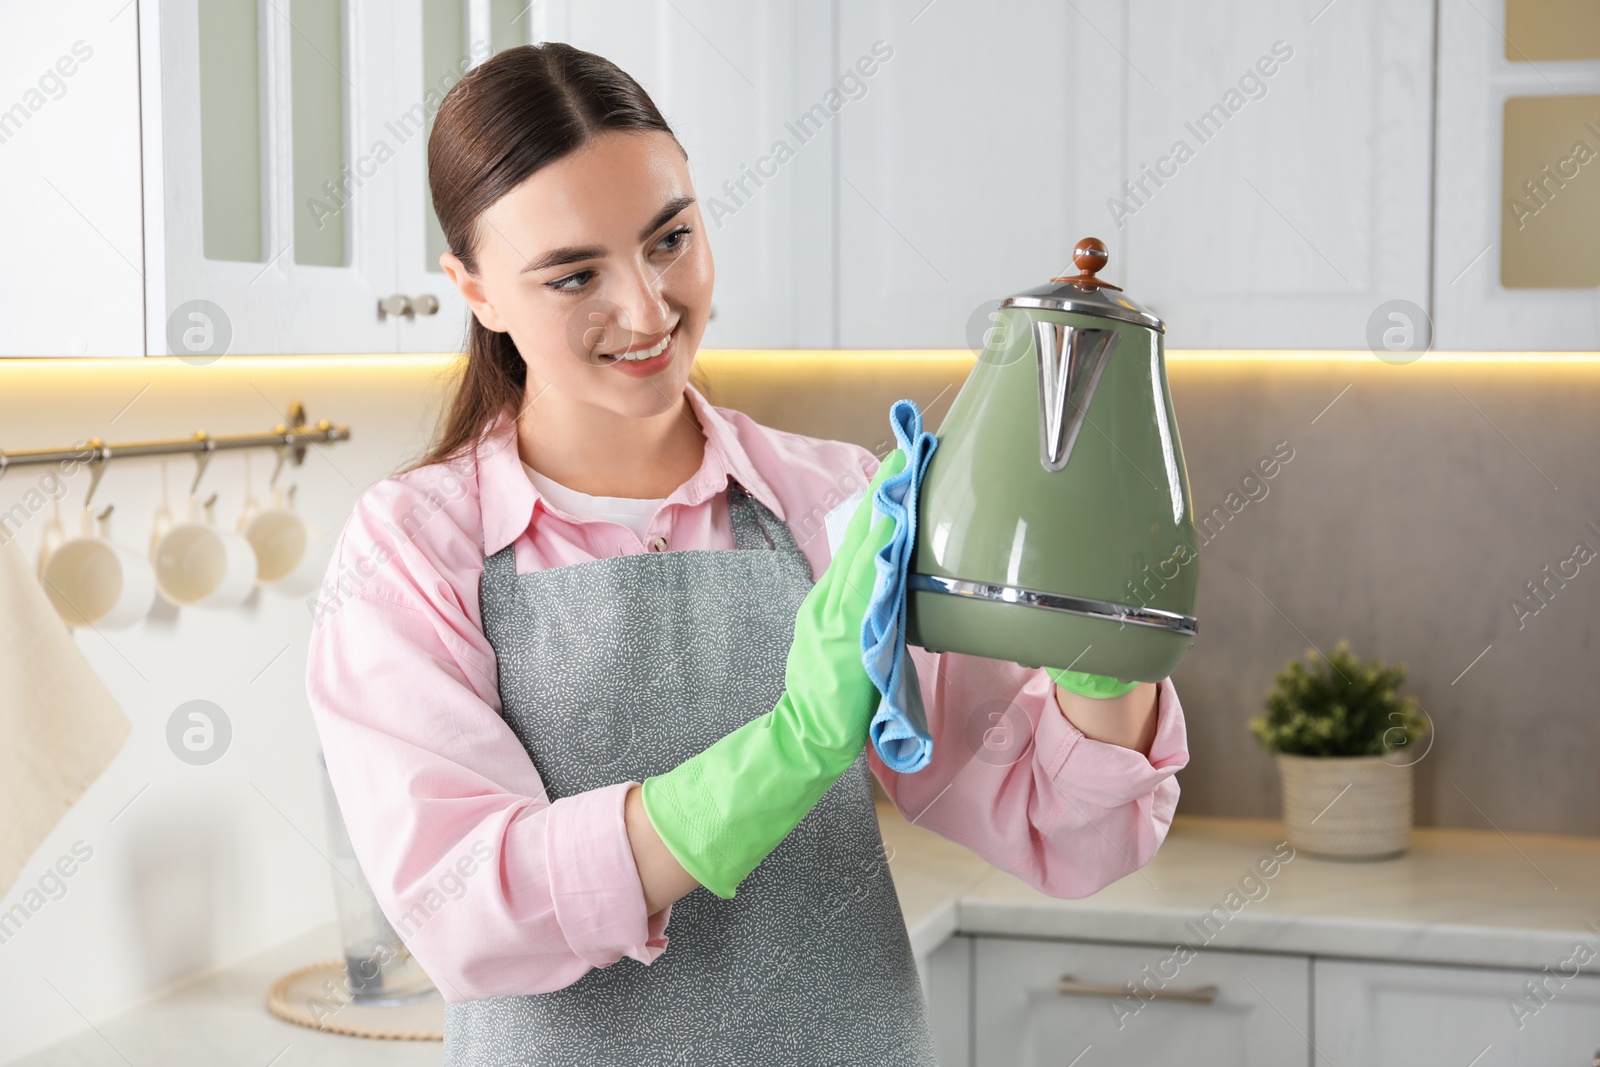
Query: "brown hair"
405 42 713 475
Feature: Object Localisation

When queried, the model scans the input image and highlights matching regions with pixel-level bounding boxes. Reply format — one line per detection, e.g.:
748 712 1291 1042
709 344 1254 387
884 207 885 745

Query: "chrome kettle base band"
903 570 1198 682
906 572 1198 636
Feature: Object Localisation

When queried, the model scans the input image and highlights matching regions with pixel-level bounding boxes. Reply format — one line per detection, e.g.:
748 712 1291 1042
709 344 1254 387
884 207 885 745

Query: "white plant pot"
1275 752 1413 860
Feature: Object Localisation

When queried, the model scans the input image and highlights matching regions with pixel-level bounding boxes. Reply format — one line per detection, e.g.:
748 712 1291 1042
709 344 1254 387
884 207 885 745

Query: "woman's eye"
656 226 692 254
545 229 687 292
546 270 593 292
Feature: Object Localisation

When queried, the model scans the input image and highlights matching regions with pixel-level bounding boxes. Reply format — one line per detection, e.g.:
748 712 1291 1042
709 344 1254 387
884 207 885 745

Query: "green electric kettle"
905 237 1199 683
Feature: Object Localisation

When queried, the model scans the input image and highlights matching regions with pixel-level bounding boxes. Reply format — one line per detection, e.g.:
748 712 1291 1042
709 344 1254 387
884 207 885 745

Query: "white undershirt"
824 486 869 559
522 461 667 541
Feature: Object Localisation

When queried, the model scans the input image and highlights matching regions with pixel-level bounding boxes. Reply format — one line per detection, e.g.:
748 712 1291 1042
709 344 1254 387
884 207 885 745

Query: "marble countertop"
882 807 1600 974
14 809 1600 1064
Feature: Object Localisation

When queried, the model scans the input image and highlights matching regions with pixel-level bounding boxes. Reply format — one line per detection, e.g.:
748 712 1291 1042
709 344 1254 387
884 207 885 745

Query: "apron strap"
726 478 798 554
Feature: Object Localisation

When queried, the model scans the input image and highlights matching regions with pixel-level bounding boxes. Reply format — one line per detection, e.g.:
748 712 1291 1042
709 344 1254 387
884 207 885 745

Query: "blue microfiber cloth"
861 399 939 774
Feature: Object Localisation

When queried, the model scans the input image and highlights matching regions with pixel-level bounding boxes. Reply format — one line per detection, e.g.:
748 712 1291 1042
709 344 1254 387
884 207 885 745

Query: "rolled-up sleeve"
306 517 669 1002
868 646 1188 899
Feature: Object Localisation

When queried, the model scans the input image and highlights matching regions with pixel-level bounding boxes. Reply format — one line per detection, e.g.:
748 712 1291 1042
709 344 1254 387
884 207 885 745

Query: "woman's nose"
609 262 673 341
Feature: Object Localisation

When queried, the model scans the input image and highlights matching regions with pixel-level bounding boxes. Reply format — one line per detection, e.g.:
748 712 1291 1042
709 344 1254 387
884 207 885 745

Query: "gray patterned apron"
443 478 938 1067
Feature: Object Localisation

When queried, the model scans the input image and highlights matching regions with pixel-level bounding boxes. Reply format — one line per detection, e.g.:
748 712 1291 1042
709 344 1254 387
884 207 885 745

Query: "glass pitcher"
317 750 437 1006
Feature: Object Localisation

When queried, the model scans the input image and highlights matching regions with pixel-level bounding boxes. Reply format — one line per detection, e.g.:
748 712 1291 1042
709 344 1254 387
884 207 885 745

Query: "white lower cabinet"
919 935 973 1067
942 936 1600 1067
971 936 1311 1066
1314 958 1600 1066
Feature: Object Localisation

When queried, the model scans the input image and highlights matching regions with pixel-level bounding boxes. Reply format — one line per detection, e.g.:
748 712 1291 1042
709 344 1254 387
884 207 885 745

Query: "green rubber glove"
1047 666 1140 699
640 448 909 899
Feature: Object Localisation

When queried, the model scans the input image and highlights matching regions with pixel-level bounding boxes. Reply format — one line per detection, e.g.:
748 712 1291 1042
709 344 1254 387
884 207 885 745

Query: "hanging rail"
0 402 350 508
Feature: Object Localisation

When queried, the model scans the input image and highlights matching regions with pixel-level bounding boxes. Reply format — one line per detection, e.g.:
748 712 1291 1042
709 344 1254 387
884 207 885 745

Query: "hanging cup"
149 493 259 608
240 484 331 597
40 506 158 629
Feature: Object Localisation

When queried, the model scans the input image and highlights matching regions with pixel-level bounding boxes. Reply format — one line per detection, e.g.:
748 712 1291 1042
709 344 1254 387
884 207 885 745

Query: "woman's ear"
439 252 508 332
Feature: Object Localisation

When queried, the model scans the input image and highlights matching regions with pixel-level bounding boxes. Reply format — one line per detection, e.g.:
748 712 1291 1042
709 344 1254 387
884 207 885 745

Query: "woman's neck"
515 387 706 499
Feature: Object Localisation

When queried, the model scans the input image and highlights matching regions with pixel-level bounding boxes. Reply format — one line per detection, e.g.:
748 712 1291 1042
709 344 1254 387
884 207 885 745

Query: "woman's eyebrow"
520 195 696 274
521 244 604 273
639 195 695 240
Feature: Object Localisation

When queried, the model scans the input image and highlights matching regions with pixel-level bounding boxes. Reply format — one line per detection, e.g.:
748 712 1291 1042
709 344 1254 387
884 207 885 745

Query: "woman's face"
441 129 713 420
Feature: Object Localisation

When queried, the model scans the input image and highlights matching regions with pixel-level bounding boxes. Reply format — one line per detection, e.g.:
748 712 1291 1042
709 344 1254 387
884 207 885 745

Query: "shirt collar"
476 381 787 557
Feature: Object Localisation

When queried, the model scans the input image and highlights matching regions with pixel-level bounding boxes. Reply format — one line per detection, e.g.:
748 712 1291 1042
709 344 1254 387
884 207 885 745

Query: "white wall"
0 356 453 1061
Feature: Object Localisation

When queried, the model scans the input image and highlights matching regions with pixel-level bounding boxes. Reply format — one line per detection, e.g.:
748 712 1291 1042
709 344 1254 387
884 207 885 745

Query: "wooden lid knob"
1073 238 1108 275
1050 237 1122 291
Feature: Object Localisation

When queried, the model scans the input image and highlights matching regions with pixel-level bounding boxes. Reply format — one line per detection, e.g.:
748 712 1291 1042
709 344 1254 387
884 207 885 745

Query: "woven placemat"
266 960 444 1041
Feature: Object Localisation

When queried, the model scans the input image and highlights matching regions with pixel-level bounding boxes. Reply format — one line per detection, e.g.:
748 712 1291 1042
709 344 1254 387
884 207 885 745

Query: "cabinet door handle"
378 294 439 321
377 294 413 321
1056 975 1219 1004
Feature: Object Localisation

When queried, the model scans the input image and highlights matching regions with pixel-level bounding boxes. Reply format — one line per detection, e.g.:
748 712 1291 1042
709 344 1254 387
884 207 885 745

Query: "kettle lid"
1000 237 1164 333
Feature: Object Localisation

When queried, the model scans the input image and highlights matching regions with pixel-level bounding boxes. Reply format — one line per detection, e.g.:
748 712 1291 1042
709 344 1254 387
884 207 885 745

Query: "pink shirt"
305 382 1189 1003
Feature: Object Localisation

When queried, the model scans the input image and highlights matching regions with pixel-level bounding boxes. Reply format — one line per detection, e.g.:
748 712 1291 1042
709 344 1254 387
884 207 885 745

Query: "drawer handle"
1056 975 1219 1004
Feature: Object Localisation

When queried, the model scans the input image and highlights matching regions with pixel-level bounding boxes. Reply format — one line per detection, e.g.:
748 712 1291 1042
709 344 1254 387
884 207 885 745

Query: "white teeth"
609 328 674 361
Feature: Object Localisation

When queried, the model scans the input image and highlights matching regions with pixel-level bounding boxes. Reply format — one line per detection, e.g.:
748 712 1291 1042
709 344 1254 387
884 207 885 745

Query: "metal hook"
82 440 110 510
189 432 216 498
267 444 289 489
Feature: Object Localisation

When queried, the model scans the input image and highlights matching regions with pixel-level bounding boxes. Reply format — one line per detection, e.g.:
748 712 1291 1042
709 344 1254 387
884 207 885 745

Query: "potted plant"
1250 640 1430 860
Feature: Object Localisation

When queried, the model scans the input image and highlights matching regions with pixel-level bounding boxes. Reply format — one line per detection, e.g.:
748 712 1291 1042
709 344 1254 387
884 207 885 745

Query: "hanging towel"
860 399 939 773
0 532 131 899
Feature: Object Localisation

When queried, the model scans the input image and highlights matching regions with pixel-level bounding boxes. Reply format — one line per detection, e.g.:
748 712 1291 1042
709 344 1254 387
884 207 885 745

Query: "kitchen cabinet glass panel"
290 0 348 267
1505 0 1600 62
422 0 466 274
198 0 263 263
1501 95 1600 288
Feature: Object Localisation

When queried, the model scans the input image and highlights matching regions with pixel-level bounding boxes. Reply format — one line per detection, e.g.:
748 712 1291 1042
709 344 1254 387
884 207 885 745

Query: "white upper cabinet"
0 1 145 358
1435 0 1600 350
836 0 1129 349
832 0 1437 352
141 0 837 355
390 0 531 354
11 0 1598 355
142 0 517 357
543 0 840 349
1118 0 1435 350
144 0 400 357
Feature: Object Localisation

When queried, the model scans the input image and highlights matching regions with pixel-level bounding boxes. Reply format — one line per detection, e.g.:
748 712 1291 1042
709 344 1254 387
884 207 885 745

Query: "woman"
306 42 1189 1066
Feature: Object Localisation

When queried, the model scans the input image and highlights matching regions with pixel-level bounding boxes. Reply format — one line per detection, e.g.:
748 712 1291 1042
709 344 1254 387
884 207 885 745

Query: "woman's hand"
1053 681 1160 756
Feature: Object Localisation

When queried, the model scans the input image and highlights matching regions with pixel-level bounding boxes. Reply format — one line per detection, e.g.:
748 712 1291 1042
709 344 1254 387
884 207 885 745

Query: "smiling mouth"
598 324 678 363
